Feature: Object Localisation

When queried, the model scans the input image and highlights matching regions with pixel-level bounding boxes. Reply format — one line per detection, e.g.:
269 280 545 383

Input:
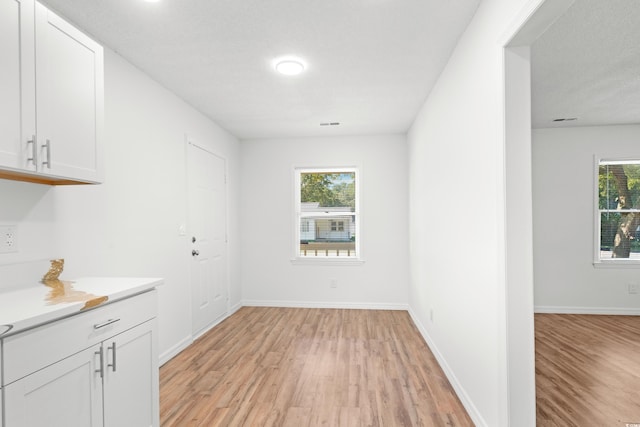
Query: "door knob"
192 250 199 256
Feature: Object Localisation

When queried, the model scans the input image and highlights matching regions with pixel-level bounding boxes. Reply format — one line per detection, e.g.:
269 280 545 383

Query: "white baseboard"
193 305 243 340
407 307 487 427
242 299 408 310
160 304 243 366
159 335 193 366
229 301 243 314
535 306 640 315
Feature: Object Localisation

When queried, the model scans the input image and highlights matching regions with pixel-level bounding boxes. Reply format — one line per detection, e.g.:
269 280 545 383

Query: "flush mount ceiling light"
273 57 306 76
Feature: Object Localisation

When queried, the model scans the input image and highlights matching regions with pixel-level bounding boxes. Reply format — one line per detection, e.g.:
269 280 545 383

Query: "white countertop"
0 277 162 337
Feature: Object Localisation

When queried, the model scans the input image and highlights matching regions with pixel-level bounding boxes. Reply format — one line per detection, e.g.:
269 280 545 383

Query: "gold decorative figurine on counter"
42 258 108 310
42 258 65 281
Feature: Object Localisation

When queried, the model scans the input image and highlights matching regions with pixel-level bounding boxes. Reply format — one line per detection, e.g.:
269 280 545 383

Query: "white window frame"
594 156 640 268
292 166 363 265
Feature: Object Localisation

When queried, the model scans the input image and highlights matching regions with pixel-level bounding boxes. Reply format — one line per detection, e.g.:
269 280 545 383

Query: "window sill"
593 261 640 269
290 257 365 266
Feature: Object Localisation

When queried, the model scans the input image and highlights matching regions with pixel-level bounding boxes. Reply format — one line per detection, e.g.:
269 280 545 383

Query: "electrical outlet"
0 225 18 254
629 283 639 295
330 279 337 288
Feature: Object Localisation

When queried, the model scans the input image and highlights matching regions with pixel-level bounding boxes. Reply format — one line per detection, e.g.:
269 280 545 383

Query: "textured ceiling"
39 0 481 139
531 0 640 129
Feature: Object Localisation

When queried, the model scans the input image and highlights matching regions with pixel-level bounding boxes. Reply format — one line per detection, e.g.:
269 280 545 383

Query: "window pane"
599 163 640 210
301 172 355 209
299 215 356 257
597 160 640 261
299 171 356 257
600 212 640 259
600 211 620 256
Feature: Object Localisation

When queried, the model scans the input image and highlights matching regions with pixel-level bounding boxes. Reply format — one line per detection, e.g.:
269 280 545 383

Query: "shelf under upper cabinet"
0 167 100 185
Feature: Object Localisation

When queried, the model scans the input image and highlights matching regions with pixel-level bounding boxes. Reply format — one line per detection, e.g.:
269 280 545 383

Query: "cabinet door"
35 2 103 183
0 0 36 171
4 345 104 427
103 319 159 427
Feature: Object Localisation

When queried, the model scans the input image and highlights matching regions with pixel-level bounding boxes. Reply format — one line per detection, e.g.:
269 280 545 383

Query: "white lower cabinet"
4 345 104 427
2 290 158 427
103 320 158 427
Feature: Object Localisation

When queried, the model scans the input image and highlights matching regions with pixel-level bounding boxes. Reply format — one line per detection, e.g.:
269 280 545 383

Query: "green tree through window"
301 172 355 209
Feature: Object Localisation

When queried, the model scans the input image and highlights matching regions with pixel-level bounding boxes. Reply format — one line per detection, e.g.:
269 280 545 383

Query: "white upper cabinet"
0 0 36 172
0 0 103 185
35 2 104 183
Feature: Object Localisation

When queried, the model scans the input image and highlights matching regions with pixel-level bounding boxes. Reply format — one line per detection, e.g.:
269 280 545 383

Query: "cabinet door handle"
95 346 104 378
107 342 117 372
42 139 51 169
27 135 37 166
94 318 121 329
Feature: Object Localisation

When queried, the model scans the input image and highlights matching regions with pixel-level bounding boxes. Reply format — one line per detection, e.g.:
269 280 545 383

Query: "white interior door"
188 141 228 336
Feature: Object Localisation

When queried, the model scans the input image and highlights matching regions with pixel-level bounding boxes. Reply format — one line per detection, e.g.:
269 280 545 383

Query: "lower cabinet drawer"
3 289 156 385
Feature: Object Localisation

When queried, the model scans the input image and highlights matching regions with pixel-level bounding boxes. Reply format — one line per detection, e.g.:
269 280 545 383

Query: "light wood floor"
160 307 473 426
535 313 640 426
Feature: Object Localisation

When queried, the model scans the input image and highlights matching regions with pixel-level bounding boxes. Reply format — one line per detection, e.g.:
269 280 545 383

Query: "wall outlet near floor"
0 225 18 254
628 283 639 295
330 279 337 288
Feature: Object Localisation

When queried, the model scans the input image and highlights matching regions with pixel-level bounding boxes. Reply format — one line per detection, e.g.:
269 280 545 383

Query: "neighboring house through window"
295 167 359 260
330 221 345 232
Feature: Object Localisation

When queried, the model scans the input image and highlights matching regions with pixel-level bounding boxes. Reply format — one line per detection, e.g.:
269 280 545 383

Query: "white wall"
0 48 242 364
533 124 640 313
240 134 409 308
407 0 541 425
0 181 56 278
